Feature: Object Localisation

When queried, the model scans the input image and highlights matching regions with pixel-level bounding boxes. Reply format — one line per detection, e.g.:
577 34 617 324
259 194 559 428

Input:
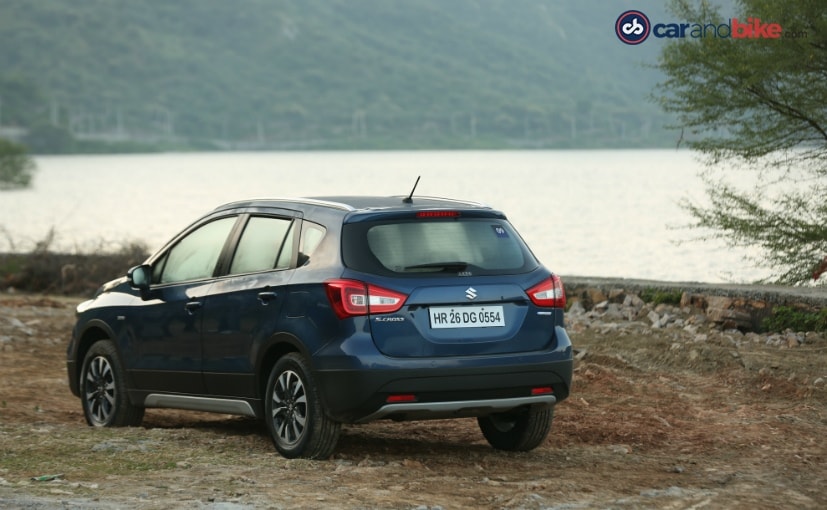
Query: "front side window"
230 216 294 274
159 216 237 284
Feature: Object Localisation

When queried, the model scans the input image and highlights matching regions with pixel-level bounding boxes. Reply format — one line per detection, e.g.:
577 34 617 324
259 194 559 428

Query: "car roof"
312 196 490 211
215 196 493 213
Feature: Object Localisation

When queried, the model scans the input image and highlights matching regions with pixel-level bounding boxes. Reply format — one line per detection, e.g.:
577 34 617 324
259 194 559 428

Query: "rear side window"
297 221 326 266
343 219 537 276
230 216 294 274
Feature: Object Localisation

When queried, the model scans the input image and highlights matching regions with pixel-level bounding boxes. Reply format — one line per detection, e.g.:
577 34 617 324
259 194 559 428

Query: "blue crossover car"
67 195 573 459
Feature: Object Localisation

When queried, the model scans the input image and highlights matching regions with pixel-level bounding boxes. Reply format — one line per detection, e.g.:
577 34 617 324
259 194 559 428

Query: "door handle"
257 291 278 305
185 301 203 314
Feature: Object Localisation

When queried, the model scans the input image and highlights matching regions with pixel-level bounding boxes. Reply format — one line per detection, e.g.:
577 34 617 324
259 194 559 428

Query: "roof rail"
215 197 356 212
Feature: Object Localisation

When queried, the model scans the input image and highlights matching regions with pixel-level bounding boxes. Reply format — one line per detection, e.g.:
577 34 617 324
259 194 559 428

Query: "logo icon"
616 10 651 45
465 287 477 300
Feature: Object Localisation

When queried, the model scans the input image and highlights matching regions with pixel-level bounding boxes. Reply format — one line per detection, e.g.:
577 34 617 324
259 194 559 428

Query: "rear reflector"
386 394 417 403
531 386 554 396
416 210 461 218
526 274 566 308
325 279 408 319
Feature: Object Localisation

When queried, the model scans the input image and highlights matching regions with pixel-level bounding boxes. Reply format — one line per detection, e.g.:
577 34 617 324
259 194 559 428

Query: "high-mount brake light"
415 210 461 218
324 279 408 319
526 274 566 308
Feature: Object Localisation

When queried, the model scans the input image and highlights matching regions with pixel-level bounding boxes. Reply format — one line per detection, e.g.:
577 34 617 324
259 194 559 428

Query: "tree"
654 0 827 285
0 138 36 190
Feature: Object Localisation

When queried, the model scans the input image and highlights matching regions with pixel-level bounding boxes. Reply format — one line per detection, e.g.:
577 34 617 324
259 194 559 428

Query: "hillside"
0 0 676 152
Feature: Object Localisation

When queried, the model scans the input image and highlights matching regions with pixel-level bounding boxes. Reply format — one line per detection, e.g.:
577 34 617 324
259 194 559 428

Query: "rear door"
200 212 300 397
342 212 563 357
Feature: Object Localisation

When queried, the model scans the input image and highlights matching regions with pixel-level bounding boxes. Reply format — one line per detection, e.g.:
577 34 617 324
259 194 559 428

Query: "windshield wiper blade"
404 261 469 272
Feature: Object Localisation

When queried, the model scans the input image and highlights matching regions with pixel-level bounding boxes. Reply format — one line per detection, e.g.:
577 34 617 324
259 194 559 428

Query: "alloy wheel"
84 355 116 426
271 369 308 446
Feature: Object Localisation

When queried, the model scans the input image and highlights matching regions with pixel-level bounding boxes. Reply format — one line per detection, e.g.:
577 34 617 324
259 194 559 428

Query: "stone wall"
563 276 827 332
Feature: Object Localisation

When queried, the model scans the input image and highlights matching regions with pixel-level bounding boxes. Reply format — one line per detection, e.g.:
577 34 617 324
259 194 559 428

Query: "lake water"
0 150 771 283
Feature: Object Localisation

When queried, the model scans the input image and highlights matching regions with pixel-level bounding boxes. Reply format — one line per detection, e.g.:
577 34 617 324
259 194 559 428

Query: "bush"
762 306 827 333
1 231 150 295
639 288 683 306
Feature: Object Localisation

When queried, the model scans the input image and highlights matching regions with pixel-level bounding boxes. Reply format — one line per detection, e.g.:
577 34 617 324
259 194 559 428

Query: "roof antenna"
403 176 420 203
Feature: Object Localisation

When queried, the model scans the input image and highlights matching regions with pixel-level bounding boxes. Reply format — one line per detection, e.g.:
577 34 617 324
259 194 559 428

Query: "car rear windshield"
342 218 538 277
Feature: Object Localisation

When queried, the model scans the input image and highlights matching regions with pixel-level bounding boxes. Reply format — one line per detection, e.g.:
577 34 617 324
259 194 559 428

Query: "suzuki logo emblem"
465 287 477 300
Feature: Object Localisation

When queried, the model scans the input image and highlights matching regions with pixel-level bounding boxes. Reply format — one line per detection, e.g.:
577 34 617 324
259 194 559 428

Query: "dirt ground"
1 294 825 509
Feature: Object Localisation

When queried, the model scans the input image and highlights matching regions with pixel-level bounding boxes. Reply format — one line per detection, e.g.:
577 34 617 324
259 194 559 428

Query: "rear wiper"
404 261 469 272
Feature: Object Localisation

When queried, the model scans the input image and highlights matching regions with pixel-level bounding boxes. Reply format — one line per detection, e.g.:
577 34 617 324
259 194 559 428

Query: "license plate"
429 305 505 329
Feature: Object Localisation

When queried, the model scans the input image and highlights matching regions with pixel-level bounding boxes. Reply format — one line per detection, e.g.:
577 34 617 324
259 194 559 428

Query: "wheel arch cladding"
257 335 305 401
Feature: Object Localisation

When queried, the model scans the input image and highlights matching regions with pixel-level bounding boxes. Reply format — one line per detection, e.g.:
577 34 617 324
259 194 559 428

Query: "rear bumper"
355 394 557 423
313 326 573 423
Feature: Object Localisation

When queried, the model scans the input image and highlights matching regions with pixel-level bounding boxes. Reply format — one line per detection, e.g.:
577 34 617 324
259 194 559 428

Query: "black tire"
264 353 341 459
477 406 553 452
80 340 144 427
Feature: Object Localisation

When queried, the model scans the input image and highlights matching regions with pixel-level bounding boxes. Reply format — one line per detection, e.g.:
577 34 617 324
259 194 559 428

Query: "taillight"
526 274 566 308
324 279 407 319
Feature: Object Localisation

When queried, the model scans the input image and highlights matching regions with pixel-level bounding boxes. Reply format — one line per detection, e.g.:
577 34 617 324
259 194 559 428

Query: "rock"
568 300 586 316
7 317 34 336
680 292 707 309
608 444 632 454
8 317 26 328
623 294 645 310
587 288 607 307
705 296 752 330
608 289 626 302
785 334 800 348
654 303 670 314
647 310 661 327
687 314 707 325
641 486 689 498
710 472 737 485
804 332 823 344
602 303 625 320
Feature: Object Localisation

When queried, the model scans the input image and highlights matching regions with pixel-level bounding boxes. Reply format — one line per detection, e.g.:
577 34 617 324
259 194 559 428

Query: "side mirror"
127 264 151 293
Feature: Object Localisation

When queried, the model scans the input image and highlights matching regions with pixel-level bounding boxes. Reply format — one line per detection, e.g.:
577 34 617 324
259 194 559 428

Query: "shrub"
639 288 683 306
762 306 827 333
